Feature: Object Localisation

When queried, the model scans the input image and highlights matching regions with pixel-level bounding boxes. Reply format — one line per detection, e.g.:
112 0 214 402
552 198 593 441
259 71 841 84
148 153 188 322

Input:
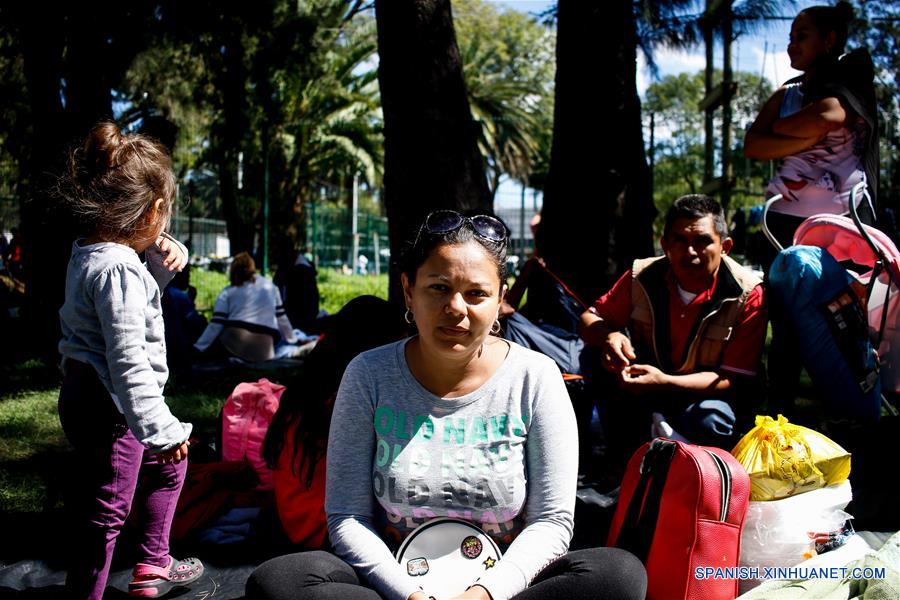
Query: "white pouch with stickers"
396 517 503 598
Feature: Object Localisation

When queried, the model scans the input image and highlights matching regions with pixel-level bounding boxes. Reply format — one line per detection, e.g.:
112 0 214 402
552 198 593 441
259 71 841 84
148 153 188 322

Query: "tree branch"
342 0 372 27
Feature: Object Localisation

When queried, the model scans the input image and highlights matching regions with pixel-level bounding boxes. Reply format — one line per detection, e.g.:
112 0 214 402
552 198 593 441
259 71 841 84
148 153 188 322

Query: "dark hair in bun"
61 121 176 239
800 1 854 57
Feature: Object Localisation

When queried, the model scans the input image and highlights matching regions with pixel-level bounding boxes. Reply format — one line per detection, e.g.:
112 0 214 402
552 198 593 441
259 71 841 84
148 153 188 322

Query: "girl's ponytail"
79 122 126 181
62 121 176 239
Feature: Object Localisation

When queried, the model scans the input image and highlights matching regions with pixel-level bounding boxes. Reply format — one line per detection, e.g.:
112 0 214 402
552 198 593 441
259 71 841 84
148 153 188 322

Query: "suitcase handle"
613 439 677 562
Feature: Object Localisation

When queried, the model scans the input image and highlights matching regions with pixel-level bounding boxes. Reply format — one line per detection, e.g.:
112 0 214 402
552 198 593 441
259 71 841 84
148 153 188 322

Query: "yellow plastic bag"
731 415 851 501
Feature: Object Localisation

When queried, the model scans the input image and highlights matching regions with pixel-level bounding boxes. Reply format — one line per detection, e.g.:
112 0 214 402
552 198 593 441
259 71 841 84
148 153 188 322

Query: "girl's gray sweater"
58 237 191 451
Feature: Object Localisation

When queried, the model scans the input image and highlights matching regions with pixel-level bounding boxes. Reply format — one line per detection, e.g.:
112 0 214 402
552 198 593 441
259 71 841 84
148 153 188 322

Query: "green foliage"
278 13 383 215
121 43 215 180
453 0 555 191
850 1 900 204
0 28 27 218
117 1 383 247
0 388 64 465
644 69 773 230
0 387 66 512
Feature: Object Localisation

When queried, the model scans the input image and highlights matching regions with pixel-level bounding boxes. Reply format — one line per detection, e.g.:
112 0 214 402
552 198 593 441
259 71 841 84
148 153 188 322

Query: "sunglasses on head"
414 210 508 248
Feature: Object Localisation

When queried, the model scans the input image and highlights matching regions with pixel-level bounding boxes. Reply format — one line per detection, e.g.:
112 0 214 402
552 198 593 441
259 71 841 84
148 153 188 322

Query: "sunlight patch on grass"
0 388 67 513
0 388 65 463
317 270 388 315
167 390 228 426
190 267 388 318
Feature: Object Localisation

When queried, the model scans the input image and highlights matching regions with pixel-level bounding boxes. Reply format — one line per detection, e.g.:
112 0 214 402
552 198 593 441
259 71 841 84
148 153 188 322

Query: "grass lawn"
0 269 388 515
191 268 388 316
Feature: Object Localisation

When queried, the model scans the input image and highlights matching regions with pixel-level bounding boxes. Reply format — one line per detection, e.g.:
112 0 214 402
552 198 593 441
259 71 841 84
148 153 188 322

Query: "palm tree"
453 0 555 195
279 16 384 220
125 0 378 253
461 40 542 197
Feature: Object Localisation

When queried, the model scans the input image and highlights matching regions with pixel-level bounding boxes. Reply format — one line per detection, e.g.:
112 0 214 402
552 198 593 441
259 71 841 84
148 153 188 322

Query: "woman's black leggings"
246 548 647 600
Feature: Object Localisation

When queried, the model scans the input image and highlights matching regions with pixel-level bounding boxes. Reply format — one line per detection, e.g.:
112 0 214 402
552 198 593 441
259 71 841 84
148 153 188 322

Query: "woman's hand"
450 584 493 600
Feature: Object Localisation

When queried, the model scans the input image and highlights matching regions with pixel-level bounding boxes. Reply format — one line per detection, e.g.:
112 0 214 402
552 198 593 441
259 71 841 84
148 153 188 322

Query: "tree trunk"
19 4 117 363
15 2 163 363
18 9 68 362
214 34 255 256
540 0 654 304
374 0 491 303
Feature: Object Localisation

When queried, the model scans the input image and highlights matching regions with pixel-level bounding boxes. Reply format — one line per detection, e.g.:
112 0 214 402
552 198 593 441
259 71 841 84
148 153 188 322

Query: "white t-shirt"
194 275 297 351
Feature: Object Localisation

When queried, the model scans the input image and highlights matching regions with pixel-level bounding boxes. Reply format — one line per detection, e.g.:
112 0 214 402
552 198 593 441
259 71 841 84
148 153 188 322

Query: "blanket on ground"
738 530 899 599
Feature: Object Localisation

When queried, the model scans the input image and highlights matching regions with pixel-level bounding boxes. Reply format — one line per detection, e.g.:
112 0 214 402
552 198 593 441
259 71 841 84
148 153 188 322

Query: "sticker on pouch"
407 557 429 576
461 536 483 559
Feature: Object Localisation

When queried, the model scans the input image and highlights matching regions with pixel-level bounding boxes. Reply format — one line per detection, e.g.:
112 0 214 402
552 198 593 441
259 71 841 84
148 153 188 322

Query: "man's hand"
619 364 669 393
601 331 637 372
155 234 187 272
155 441 189 464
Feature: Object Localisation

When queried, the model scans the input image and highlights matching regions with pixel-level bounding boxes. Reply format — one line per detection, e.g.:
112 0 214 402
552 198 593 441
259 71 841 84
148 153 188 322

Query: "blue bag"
769 245 881 420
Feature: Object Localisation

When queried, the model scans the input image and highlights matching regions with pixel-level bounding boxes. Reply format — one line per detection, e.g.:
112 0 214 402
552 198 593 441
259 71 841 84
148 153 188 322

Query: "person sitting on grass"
273 241 321 335
579 195 767 462
194 252 302 363
246 209 647 600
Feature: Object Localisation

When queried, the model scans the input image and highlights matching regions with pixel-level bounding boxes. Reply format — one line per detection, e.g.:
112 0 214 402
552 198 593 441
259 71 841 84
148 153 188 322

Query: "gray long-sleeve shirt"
58 236 191 450
325 339 578 600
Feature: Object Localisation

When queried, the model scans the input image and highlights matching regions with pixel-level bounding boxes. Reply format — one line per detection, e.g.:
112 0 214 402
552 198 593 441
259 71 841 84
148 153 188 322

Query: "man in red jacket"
579 195 767 458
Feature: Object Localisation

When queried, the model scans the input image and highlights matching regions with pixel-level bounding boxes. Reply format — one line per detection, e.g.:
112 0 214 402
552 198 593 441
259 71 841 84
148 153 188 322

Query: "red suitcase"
607 438 750 600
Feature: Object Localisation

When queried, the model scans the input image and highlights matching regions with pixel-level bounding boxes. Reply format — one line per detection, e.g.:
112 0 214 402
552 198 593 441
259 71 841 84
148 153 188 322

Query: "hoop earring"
404 309 415 324
491 320 501 335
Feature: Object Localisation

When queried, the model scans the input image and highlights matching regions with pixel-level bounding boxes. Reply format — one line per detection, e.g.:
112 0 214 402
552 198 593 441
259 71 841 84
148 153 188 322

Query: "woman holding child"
247 211 646 600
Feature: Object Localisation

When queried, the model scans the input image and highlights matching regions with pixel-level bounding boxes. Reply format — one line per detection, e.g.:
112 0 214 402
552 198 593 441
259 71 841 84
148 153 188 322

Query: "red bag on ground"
607 438 750 600
221 378 285 490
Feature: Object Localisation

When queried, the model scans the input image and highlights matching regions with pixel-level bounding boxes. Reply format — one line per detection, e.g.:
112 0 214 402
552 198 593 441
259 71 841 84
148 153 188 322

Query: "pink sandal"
129 556 204 598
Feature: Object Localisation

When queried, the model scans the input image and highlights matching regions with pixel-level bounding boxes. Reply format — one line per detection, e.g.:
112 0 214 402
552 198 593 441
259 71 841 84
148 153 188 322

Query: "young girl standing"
58 122 203 599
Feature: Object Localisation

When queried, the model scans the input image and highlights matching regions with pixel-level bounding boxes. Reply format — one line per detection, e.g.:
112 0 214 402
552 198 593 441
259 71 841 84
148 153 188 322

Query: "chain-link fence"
170 215 230 257
305 202 389 274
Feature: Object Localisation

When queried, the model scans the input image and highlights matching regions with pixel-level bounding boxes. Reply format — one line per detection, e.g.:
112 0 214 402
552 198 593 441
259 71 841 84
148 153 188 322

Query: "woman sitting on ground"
262 295 407 549
194 252 299 362
247 210 646 600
